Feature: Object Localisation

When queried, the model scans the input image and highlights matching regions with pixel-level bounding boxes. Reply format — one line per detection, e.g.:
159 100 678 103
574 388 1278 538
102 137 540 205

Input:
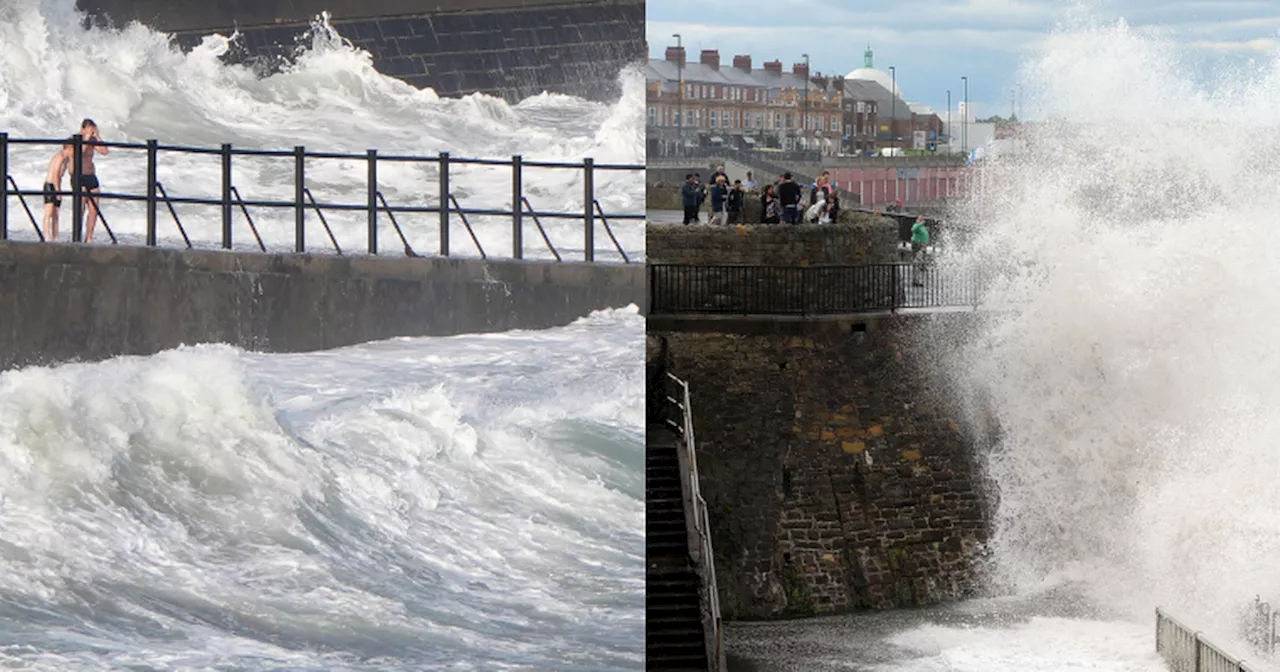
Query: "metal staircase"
646 373 723 671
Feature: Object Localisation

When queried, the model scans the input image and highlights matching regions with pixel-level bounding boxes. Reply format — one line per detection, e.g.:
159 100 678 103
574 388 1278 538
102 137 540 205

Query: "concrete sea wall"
0 242 644 370
76 0 645 102
653 315 990 620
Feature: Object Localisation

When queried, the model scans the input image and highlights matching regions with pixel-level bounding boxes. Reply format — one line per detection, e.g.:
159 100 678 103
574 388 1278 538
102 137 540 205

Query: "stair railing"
665 372 723 672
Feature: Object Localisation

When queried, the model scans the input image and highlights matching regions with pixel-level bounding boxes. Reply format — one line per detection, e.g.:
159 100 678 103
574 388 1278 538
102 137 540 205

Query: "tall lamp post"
946 89 951 153
674 33 683 157
961 75 968 156
889 65 896 151
802 53 810 154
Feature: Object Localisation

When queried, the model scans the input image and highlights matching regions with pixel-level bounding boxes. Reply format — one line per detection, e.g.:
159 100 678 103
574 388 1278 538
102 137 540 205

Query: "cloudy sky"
646 0 1280 119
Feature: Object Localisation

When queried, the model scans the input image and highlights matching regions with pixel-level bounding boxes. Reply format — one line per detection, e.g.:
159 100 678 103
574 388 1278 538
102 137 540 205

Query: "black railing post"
0 132 7 240
584 157 595 262
439 151 450 256
145 140 158 246
512 154 523 259
295 146 305 253
221 143 232 249
891 262 901 312
367 149 377 255
71 133 83 243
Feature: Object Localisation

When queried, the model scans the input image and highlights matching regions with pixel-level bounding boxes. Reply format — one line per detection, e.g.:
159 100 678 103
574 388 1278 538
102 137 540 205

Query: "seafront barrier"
645 223 989 620
0 241 645 371
76 0 645 102
0 133 644 371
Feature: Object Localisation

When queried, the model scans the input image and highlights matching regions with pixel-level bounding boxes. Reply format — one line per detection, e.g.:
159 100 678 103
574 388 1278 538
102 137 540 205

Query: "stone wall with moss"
646 218 903 266
648 184 879 226
654 314 990 620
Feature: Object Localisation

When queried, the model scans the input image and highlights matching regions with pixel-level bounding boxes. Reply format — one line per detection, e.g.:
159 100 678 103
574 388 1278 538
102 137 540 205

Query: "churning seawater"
729 10 1280 671
933 8 1280 665
0 1 644 260
0 306 645 670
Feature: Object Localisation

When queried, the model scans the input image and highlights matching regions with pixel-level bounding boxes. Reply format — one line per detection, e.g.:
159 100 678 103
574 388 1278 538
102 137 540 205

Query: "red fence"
826 165 970 207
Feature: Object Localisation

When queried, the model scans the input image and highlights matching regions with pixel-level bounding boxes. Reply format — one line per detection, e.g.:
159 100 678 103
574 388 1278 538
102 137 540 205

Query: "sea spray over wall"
939 16 1280 629
0 0 643 257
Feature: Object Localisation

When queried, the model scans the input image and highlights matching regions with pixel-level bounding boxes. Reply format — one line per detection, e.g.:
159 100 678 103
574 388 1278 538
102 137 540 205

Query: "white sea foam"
0 0 644 259
934 13 1280 640
0 306 644 670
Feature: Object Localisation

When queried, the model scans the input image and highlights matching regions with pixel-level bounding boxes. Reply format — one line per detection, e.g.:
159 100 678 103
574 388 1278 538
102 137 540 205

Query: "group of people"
678 166 842 226
41 118 108 243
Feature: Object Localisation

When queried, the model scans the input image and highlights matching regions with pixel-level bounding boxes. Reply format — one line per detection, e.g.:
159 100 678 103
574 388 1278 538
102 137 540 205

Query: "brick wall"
80 0 644 102
655 315 990 619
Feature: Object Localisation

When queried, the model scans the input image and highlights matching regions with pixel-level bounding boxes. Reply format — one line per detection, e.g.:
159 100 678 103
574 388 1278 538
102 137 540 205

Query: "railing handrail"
665 372 723 671
0 132 642 262
1156 607 1258 672
648 261 984 316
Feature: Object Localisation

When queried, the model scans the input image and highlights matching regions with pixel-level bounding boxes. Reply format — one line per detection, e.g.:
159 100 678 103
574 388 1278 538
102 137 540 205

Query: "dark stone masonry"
77 0 644 102
646 219 902 266
655 317 990 620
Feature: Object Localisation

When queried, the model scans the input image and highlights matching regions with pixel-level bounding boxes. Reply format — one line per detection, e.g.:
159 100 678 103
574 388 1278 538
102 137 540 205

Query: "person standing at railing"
680 173 701 225
708 175 729 226
41 138 74 241
761 184 781 224
910 216 930 287
744 171 758 191
726 179 745 225
76 119 108 243
777 172 803 224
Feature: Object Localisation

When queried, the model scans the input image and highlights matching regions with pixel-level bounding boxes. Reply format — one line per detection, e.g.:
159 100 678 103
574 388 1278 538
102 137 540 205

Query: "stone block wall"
0 241 644 371
646 218 903 265
655 315 989 619
79 0 644 102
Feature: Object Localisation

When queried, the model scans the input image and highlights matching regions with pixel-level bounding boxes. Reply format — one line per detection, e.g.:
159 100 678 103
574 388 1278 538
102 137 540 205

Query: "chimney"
793 63 809 79
764 60 782 75
733 55 752 72
665 45 686 67
700 49 720 70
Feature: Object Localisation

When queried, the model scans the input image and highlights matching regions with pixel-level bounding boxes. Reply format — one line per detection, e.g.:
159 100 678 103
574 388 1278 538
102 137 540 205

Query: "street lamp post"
802 53 810 154
961 75 968 155
946 89 951 153
889 65 895 151
674 33 682 157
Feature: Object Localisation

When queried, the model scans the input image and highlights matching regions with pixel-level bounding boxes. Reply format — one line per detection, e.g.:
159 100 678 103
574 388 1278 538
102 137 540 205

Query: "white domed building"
845 45 902 98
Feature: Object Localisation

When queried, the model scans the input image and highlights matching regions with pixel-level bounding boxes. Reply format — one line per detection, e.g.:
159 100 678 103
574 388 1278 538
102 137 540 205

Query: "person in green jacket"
910 216 930 287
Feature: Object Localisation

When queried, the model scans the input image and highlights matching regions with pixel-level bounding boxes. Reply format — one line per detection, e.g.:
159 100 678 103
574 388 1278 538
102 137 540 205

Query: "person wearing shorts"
77 118 108 243
41 138 74 241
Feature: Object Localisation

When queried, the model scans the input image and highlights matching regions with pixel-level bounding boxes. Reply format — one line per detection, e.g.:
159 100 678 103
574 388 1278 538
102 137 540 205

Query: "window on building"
785 113 793 129
687 109 695 126
755 113 763 128
648 107 656 126
774 112 781 129
845 124 852 135
831 117 839 131
710 111 718 128
723 110 731 128
856 101 865 114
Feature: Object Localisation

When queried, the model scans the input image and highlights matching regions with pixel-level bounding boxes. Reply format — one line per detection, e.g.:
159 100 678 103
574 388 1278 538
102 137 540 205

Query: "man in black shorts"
76 118 108 243
41 138 74 241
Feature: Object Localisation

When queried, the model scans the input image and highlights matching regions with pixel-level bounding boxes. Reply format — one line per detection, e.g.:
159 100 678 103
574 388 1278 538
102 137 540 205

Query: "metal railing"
663 372 722 672
0 132 642 262
1157 608 1259 672
648 262 983 316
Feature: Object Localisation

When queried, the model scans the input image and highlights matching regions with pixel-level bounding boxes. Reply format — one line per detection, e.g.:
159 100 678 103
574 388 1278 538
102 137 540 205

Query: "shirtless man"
76 118 108 243
41 138 74 241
